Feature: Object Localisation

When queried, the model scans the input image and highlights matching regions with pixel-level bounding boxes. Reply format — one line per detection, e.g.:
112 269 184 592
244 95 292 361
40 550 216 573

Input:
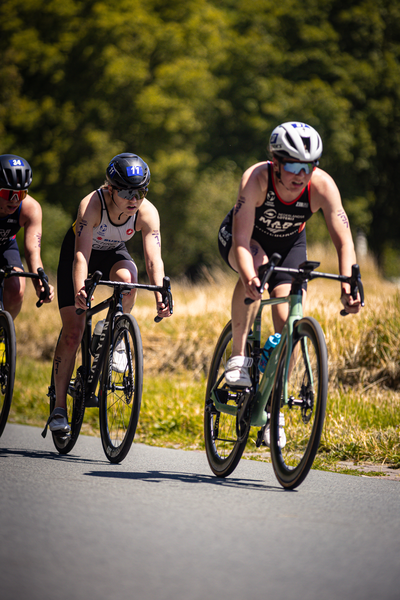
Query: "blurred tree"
1 0 400 277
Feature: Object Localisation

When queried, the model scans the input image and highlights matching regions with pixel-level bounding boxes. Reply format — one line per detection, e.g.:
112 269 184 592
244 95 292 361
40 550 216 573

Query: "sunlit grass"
6 246 400 470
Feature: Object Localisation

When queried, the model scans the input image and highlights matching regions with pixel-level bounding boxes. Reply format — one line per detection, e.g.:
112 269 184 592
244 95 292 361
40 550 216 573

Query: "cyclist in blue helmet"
218 122 363 391
49 153 171 435
0 154 54 318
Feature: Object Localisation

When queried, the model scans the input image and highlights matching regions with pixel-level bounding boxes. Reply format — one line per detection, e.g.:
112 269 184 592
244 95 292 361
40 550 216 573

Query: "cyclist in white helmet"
218 121 363 389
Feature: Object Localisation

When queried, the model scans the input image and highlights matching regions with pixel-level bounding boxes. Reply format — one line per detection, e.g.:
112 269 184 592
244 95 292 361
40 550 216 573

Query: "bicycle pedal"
85 395 98 408
53 430 71 440
256 428 265 448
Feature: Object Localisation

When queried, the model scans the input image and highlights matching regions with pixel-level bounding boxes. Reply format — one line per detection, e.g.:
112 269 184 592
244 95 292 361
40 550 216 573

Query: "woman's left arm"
311 170 362 313
137 200 172 318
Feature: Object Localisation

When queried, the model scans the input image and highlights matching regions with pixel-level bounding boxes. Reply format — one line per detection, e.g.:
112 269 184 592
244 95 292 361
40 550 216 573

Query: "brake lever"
154 276 173 323
36 267 50 308
340 264 364 317
76 270 102 315
245 253 282 305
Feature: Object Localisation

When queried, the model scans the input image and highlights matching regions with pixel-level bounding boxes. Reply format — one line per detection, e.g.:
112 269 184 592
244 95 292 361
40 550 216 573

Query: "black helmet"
0 154 32 190
106 153 150 189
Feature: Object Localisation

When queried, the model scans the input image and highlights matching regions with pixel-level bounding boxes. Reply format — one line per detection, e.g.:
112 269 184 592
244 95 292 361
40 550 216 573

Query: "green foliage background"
1 0 400 276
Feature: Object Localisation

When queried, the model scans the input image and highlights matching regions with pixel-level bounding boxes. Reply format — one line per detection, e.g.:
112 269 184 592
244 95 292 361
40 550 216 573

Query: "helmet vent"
285 132 296 151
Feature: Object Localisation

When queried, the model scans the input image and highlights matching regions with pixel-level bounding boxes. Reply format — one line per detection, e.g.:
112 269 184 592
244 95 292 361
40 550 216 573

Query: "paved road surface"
0 424 399 600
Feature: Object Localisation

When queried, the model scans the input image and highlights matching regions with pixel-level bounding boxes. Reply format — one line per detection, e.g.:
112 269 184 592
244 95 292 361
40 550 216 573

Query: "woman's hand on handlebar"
244 275 263 302
340 291 363 315
156 299 173 320
75 287 91 311
36 282 54 305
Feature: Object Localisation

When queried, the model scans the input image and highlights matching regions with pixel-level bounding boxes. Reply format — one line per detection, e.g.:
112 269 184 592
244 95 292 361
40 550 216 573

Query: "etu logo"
127 166 143 177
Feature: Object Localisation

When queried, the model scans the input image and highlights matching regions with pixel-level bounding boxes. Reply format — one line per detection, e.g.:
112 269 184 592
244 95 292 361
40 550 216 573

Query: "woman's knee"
110 260 138 283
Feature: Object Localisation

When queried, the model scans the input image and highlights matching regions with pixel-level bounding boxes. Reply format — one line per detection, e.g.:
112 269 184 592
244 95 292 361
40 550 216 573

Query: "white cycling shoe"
263 412 286 448
48 408 71 434
112 339 128 373
224 356 253 388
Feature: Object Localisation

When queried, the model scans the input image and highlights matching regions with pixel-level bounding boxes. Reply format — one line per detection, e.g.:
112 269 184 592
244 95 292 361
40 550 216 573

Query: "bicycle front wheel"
204 321 251 477
99 314 143 463
48 331 85 454
0 312 16 437
270 317 328 489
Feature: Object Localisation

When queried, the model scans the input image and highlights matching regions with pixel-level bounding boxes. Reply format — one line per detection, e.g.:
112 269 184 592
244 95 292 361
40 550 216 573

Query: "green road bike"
204 254 364 489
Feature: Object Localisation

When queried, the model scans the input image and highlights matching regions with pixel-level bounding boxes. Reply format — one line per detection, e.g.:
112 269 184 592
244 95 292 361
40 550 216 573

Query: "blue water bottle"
259 333 281 374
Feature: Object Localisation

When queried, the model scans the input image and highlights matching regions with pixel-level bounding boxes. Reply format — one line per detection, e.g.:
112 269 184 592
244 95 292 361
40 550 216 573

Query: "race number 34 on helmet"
0 154 32 201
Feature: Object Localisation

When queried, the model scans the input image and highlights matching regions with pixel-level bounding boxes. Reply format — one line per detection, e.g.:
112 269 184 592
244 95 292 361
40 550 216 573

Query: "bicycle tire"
270 317 328 489
48 330 85 454
99 314 143 463
0 312 16 437
204 321 251 477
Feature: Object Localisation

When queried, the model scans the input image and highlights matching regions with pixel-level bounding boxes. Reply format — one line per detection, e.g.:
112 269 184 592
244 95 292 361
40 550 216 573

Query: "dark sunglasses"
0 189 28 201
113 187 148 201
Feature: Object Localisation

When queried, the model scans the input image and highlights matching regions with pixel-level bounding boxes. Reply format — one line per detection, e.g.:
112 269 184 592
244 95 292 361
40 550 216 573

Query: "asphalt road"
0 423 399 600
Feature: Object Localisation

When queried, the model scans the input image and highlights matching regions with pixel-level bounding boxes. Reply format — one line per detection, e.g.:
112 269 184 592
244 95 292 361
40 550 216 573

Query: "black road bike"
0 266 50 436
44 271 173 463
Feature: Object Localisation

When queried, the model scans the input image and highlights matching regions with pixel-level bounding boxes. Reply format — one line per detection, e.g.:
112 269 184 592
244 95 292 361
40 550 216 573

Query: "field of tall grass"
9 244 400 473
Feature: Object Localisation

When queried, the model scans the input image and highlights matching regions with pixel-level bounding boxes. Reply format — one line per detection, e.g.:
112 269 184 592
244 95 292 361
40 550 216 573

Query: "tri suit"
218 161 314 292
57 187 138 309
0 203 24 269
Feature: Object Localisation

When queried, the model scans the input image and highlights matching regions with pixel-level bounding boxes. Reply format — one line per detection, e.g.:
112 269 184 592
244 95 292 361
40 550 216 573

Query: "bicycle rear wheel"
204 321 252 477
99 314 143 463
0 312 16 437
48 331 85 454
270 317 328 489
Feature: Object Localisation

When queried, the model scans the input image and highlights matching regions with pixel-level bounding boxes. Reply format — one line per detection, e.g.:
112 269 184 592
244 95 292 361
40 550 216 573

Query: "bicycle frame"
75 295 115 406
75 273 173 405
211 291 303 428
210 256 365 429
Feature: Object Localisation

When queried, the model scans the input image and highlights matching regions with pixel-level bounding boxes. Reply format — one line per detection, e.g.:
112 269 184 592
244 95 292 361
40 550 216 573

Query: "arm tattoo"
77 219 88 237
152 230 161 247
337 209 349 228
250 243 259 257
36 233 42 248
234 195 246 216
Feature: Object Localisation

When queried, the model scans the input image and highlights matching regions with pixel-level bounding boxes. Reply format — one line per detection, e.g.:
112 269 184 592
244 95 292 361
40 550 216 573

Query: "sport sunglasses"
281 161 319 175
0 189 28 201
113 187 148 201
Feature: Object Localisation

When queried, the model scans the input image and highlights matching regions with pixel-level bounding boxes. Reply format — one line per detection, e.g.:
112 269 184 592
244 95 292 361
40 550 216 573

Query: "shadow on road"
85 468 292 492
0 446 108 465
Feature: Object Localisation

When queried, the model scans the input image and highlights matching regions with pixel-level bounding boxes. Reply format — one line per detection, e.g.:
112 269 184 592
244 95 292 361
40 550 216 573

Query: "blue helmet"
106 153 150 189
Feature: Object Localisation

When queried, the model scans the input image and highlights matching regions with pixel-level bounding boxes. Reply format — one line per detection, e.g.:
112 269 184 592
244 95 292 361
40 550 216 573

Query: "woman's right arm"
232 164 267 299
73 192 100 310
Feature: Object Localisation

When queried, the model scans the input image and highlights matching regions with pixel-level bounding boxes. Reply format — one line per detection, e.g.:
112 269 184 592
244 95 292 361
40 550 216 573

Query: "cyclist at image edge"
218 121 363 389
49 153 172 434
0 154 54 318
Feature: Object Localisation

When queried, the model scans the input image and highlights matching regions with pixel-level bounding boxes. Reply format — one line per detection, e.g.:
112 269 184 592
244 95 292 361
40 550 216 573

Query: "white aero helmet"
269 122 323 162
